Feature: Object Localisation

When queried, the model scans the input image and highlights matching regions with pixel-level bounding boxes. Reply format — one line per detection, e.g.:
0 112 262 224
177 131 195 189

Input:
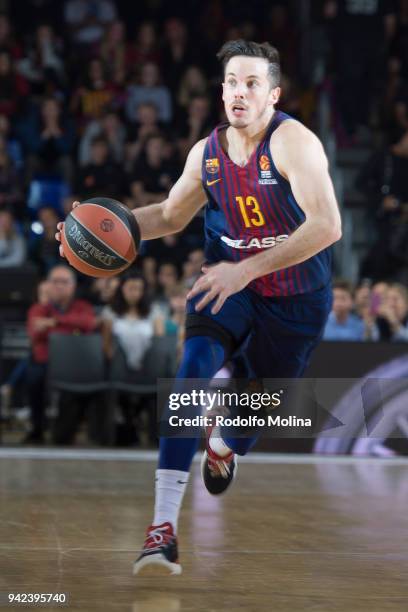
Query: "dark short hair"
333 279 354 296
111 271 150 317
217 39 280 87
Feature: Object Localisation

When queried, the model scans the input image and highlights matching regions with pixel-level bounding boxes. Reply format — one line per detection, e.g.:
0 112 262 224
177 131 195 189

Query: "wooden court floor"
0 451 407 612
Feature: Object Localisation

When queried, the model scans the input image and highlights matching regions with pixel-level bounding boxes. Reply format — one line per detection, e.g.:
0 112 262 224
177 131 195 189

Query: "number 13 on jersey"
235 195 266 228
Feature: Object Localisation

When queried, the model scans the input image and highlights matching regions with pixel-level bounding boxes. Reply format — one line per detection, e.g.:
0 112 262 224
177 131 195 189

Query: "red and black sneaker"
133 522 182 576
201 425 237 495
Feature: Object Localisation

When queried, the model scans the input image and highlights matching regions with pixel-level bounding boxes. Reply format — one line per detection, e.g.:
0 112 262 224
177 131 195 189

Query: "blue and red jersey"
201 110 332 297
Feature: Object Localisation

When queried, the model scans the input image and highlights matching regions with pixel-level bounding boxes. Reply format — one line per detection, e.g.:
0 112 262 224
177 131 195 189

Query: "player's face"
222 56 280 129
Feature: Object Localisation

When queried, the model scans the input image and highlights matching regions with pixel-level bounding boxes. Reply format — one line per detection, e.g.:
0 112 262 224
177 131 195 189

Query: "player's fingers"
186 278 208 300
72 201 80 209
211 292 227 315
195 288 218 312
59 244 65 258
57 222 63 231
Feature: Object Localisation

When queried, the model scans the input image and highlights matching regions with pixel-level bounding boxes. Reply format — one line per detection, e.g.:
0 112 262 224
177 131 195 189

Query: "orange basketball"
61 198 140 278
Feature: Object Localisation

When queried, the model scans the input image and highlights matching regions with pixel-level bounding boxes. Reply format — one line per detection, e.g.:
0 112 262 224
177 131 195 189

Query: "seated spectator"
126 62 172 124
98 20 126 83
151 261 181 318
128 134 179 206
25 264 97 443
78 109 126 166
126 21 161 69
161 18 192 92
0 137 22 216
177 65 208 111
87 276 120 311
0 13 22 60
374 283 408 341
125 102 163 170
64 0 117 47
102 272 159 366
23 97 75 185
357 129 408 282
70 58 118 127
176 95 213 160
101 272 161 445
323 280 367 341
0 208 26 267
0 50 29 118
75 136 125 200
140 233 191 271
0 113 24 170
29 206 60 274
17 24 65 96
155 285 188 364
182 248 205 288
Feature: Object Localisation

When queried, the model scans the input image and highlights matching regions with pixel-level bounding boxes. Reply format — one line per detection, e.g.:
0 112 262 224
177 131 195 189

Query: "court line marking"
0 448 407 464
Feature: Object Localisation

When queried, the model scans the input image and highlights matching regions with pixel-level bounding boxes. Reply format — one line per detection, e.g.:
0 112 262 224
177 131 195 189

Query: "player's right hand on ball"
55 201 80 258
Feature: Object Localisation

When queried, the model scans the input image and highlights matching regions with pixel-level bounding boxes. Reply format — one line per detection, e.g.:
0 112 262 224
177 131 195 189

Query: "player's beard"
228 99 271 130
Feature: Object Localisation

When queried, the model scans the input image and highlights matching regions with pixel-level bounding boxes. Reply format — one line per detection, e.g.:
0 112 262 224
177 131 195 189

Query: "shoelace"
145 526 173 550
208 454 232 479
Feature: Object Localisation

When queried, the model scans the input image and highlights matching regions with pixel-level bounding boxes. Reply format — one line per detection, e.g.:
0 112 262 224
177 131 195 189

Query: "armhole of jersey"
268 117 295 190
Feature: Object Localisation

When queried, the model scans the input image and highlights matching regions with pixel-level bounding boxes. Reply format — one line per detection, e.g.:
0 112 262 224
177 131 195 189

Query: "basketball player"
56 41 341 575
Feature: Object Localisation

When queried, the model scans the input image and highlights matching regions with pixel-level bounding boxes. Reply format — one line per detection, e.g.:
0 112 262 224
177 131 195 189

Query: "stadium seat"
48 333 108 393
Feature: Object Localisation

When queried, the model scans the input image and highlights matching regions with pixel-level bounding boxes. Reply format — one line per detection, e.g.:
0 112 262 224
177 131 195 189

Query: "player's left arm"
188 121 341 314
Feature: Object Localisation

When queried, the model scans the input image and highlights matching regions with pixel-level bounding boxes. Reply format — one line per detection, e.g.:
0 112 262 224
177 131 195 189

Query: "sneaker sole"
133 553 182 576
200 450 238 496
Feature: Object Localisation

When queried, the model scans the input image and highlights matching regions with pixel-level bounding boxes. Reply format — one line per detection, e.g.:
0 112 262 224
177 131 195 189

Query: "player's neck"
228 109 275 161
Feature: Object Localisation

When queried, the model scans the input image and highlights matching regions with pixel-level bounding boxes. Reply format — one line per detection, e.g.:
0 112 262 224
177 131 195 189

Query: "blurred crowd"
1 0 408 445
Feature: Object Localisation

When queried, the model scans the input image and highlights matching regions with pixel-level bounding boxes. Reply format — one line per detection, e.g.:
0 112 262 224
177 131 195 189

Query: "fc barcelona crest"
206 158 219 174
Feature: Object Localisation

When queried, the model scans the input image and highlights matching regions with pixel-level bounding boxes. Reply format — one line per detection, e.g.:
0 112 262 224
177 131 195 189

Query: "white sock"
153 469 189 533
209 426 233 457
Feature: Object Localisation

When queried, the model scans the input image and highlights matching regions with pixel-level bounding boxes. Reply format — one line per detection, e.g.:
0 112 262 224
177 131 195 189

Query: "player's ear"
268 86 281 106
221 81 226 102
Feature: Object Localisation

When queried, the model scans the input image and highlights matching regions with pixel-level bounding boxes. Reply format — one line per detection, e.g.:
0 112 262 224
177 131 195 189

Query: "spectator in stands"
374 283 408 341
75 136 125 200
17 24 65 96
161 18 192 93
357 129 408 282
0 137 22 216
128 134 179 206
151 261 181 318
98 20 126 82
126 62 172 124
140 233 190 271
70 58 117 126
177 95 213 160
87 275 120 312
102 272 160 445
78 109 125 166
182 248 205 288
64 0 117 47
177 66 208 111
155 285 188 363
126 21 160 69
0 14 22 60
325 0 396 140
29 206 60 274
0 113 23 170
23 97 75 185
0 208 25 267
25 264 96 443
125 102 163 171
0 50 29 118
323 280 368 341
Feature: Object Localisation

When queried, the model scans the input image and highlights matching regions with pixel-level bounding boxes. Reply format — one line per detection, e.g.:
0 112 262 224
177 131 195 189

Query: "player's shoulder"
184 137 209 174
272 117 323 151
271 117 325 165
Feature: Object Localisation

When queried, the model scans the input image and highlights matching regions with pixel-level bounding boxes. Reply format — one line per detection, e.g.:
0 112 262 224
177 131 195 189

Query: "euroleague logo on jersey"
258 154 277 185
259 155 271 171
